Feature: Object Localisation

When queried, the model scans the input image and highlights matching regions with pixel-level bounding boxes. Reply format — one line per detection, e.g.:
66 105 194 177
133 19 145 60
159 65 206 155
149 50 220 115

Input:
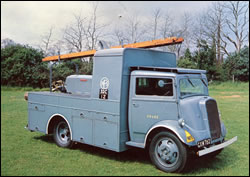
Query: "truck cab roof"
130 66 206 74
130 66 206 78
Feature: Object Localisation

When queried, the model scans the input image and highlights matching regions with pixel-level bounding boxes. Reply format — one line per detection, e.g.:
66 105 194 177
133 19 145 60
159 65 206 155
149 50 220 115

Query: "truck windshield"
179 78 208 98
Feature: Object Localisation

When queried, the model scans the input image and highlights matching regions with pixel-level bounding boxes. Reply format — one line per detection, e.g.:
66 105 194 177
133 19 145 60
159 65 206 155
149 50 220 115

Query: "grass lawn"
1 82 249 176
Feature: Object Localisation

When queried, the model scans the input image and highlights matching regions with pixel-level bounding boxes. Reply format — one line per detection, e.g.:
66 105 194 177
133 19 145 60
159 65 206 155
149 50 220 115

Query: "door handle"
132 103 139 107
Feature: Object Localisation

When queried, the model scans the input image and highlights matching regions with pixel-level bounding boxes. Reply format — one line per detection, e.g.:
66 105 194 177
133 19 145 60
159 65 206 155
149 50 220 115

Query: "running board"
126 141 145 149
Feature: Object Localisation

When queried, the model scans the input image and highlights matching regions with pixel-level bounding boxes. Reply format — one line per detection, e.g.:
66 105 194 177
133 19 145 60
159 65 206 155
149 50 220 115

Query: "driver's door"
128 76 178 143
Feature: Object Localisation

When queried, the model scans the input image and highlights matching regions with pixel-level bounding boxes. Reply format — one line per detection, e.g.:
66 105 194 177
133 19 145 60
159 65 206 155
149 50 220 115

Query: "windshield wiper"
187 78 195 87
201 78 207 87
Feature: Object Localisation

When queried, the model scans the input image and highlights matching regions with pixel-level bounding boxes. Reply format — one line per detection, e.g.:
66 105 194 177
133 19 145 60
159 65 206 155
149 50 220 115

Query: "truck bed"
27 91 128 152
30 91 91 98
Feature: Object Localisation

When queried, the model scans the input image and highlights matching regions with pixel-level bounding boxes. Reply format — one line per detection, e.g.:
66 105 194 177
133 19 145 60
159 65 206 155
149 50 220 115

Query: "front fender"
144 120 193 147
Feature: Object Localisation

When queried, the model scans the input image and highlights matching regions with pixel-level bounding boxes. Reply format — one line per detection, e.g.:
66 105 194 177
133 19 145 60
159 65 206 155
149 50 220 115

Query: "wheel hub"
156 138 179 167
57 122 70 144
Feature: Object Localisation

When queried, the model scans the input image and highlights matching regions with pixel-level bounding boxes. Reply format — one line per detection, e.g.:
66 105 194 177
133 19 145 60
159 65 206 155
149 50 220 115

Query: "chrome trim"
198 136 237 156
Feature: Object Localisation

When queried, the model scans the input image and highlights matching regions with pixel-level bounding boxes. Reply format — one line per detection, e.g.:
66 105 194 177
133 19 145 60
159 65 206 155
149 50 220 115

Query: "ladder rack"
42 37 183 62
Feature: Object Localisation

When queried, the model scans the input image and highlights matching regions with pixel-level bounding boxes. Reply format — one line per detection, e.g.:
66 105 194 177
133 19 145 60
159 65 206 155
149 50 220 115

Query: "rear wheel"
149 131 188 173
53 120 74 148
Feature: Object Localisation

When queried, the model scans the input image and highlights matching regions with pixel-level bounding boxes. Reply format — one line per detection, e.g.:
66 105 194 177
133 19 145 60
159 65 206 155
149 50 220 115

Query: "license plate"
197 138 211 148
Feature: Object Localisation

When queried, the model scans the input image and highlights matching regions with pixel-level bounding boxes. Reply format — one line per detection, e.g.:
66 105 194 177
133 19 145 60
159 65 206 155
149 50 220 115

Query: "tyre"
53 119 74 148
149 131 188 173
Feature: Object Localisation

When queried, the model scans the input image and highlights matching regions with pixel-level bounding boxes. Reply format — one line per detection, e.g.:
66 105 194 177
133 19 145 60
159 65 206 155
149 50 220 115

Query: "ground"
1 82 249 176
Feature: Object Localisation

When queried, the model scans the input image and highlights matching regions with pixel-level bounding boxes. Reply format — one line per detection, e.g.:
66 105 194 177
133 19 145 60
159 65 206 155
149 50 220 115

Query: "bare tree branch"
152 8 161 40
222 1 249 53
40 26 54 56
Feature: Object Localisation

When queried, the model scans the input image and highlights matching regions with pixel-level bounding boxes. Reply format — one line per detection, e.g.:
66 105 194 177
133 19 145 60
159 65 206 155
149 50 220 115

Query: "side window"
136 78 173 96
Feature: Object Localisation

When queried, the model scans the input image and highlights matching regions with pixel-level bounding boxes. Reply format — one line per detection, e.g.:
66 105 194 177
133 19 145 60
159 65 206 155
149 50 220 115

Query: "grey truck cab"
26 48 237 173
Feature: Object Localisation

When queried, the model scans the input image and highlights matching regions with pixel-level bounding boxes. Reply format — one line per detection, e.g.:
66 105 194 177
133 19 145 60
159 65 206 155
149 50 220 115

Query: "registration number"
197 138 211 148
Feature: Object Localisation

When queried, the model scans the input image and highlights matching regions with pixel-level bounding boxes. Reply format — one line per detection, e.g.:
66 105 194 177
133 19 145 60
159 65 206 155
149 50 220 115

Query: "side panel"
72 109 93 144
91 55 123 100
28 93 60 133
94 120 119 151
91 54 126 152
123 49 176 76
28 102 47 133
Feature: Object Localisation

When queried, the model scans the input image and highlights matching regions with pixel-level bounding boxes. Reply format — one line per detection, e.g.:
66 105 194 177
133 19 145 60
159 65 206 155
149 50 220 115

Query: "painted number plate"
197 138 211 148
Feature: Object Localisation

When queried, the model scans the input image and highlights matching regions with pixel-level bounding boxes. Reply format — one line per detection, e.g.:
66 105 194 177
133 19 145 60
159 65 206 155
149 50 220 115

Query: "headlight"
178 119 185 127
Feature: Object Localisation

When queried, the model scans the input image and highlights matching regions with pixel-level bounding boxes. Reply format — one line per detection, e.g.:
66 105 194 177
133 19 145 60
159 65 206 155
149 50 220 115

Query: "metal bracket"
49 51 60 92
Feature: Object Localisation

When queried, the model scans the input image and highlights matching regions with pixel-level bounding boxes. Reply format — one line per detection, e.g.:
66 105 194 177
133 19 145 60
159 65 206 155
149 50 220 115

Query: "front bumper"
197 136 237 156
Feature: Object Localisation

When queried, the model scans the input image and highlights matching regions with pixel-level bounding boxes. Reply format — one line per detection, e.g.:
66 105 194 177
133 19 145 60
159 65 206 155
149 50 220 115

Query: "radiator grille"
206 100 221 140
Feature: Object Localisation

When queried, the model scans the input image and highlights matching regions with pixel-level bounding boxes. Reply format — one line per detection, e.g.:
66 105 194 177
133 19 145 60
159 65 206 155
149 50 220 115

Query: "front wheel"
149 131 188 173
53 120 74 148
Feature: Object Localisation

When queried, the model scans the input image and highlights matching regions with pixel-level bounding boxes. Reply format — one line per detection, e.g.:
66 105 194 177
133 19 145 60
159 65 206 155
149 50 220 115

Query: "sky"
1 1 215 48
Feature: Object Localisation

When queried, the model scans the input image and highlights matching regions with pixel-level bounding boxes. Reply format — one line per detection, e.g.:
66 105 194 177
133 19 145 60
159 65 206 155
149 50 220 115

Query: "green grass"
1 82 249 176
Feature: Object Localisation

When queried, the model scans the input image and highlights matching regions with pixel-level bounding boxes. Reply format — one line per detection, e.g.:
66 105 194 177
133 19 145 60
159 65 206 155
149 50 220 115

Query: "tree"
63 2 108 52
84 2 108 50
181 12 193 50
211 2 226 65
166 12 193 59
1 38 16 49
112 28 125 46
223 1 249 53
160 11 173 39
152 8 162 40
39 26 54 56
167 28 184 59
63 13 86 52
52 60 80 82
1 44 49 88
124 13 147 43
224 46 249 82
191 14 207 58
193 40 218 81
200 2 227 65
177 48 197 69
